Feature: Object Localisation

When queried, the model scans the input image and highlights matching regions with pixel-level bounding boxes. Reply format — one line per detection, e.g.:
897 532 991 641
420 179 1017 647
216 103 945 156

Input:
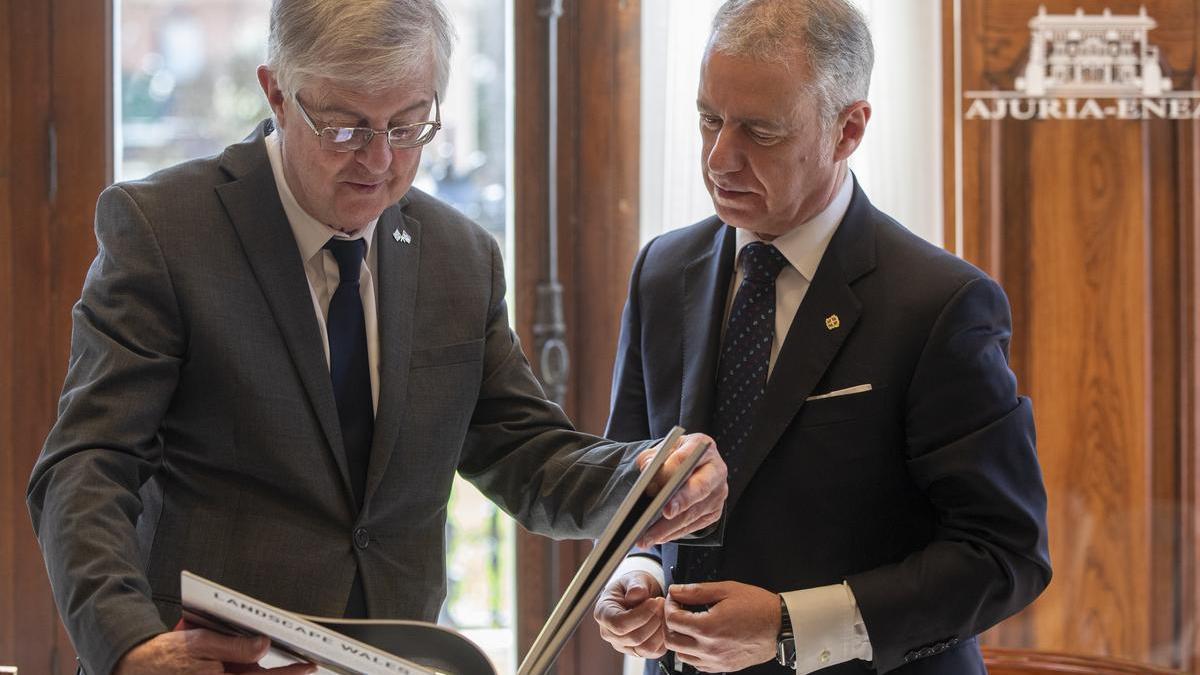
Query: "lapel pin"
392 228 402 242
825 314 840 330
399 229 412 244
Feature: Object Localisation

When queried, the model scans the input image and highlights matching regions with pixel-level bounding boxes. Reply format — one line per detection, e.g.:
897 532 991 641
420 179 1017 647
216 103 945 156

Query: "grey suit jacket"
27 121 647 675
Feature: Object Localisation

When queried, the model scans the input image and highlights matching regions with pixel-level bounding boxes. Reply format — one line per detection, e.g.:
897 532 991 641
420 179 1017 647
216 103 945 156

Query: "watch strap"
777 595 796 668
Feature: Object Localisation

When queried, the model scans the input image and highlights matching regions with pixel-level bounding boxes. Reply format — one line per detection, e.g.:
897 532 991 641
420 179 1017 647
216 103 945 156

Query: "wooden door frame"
1 0 111 672
513 1 641 673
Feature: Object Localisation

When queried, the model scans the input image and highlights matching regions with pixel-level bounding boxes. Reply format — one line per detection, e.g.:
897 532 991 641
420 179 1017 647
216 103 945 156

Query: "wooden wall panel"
0 0 15 661
1028 118 1151 658
1148 116 1187 668
946 1 1199 671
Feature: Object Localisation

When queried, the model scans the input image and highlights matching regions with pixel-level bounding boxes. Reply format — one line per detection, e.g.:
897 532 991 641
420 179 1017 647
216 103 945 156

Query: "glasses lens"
320 127 370 152
388 123 438 148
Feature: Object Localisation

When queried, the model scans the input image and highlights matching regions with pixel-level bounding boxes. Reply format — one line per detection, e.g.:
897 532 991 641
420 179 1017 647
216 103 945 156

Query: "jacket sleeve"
606 240 653 444
847 276 1052 673
604 242 666 565
458 236 650 539
26 185 185 675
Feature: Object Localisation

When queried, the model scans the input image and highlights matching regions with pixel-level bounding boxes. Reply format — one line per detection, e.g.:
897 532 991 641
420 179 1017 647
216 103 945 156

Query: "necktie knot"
325 237 367 286
740 241 788 284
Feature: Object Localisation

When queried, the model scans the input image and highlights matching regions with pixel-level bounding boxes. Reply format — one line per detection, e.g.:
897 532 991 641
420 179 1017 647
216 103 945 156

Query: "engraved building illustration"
1016 5 1173 97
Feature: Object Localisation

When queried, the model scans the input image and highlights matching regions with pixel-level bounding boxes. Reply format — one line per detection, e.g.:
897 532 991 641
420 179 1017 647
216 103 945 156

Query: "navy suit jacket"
606 183 1051 674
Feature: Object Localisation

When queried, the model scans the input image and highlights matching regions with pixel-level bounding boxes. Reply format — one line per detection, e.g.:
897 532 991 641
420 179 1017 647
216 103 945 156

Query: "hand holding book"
176 427 718 675
635 432 727 548
114 623 316 675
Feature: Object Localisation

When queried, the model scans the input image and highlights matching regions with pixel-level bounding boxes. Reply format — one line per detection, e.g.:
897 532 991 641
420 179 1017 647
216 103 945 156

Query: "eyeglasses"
292 92 442 152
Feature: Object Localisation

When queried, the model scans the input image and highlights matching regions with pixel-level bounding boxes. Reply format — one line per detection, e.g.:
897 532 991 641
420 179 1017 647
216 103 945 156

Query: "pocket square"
805 383 872 401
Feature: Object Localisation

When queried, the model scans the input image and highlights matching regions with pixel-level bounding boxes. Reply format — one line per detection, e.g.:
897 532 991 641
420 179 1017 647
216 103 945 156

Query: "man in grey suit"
25 1 727 674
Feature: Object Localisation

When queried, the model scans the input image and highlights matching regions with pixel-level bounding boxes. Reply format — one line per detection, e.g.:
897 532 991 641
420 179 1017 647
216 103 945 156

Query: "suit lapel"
725 183 879 513
680 223 737 433
215 122 356 508
363 203 421 505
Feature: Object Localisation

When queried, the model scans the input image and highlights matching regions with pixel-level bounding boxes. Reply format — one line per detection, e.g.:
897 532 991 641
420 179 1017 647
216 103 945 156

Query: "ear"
831 100 871 163
257 65 288 127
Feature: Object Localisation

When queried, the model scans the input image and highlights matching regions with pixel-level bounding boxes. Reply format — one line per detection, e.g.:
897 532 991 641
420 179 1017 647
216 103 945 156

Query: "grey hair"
708 0 873 125
267 0 455 97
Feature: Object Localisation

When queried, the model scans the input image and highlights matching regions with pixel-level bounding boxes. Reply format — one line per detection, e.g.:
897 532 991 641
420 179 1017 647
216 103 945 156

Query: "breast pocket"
789 385 900 464
410 338 485 369
404 339 486 446
796 385 886 428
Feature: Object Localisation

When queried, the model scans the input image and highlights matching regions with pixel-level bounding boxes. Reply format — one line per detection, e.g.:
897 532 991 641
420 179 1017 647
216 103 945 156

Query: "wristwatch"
776 594 796 668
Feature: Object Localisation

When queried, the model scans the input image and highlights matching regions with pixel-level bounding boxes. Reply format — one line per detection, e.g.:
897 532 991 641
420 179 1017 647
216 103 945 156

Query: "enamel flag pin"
394 228 412 244
825 314 840 330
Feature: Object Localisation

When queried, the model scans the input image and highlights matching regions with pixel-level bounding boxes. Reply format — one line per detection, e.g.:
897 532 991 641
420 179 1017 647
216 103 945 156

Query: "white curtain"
639 0 726 243
639 0 944 247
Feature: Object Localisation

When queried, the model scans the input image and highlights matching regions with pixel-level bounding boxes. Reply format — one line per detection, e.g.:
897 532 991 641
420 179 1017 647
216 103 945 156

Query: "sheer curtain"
639 0 943 247
847 0 943 245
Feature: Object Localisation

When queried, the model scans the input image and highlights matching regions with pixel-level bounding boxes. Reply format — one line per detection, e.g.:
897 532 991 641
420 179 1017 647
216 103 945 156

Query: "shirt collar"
264 129 379 262
734 170 853 282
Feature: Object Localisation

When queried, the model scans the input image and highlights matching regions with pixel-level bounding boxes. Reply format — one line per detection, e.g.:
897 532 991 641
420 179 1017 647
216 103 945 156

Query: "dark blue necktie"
324 237 373 508
688 241 789 583
325 238 373 618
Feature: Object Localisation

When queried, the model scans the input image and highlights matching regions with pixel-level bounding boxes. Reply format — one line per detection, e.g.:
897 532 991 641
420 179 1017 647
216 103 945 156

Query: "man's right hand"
113 630 317 674
594 571 667 660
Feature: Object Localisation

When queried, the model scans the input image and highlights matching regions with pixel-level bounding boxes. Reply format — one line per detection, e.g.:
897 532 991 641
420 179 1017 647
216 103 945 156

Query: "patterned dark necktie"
324 237 374 509
669 242 789 675
687 241 789 584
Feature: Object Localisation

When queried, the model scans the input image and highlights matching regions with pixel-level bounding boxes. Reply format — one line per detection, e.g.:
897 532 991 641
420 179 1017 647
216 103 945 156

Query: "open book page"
303 618 495 675
181 571 494 675
518 426 708 675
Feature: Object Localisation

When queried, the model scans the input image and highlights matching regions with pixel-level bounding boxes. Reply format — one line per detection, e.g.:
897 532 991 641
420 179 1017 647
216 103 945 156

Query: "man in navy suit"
594 0 1051 673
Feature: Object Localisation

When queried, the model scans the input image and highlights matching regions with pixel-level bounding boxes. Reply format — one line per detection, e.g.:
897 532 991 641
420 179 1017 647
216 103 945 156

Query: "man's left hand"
636 433 727 547
662 581 780 673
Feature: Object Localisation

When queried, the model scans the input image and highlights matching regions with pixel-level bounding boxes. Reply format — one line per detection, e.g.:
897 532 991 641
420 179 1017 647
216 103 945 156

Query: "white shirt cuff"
781 581 873 674
609 556 666 594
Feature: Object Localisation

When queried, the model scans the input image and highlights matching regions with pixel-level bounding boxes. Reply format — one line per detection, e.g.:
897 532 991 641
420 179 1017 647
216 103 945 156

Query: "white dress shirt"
265 130 380 412
614 172 873 673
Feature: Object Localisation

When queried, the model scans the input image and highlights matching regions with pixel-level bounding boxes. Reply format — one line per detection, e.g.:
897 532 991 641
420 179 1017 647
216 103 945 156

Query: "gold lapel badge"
825 314 840 330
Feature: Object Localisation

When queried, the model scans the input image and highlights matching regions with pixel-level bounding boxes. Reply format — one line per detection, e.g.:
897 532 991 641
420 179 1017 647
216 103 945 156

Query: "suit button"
353 528 369 550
